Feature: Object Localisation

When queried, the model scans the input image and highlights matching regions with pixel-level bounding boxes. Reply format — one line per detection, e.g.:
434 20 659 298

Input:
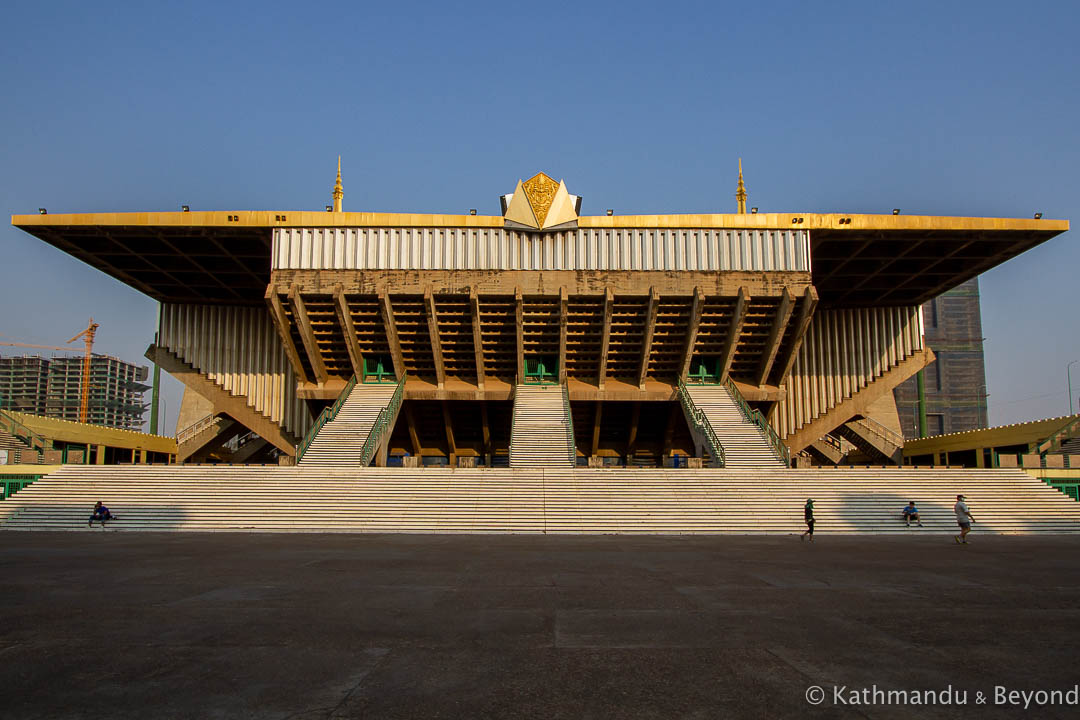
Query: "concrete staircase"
298 384 398 466
684 385 786 468
509 385 575 468
836 418 904 465
4 466 1080 534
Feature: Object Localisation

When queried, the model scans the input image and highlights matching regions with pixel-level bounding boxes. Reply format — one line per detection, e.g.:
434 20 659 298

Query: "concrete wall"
273 227 810 273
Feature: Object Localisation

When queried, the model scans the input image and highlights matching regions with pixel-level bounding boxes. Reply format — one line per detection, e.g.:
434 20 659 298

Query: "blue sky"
2 0 1078 434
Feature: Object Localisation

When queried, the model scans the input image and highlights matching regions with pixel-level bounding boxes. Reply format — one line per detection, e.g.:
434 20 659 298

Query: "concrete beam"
638 287 659 389
333 284 363 379
424 288 447 389
719 287 749 383
288 284 329 385
442 401 456 464
774 286 819 386
515 287 525 385
379 292 406 382
756 288 795 386
265 287 309 385
678 287 705 381
559 286 568 384
404 403 422 456
274 268 812 300
598 287 613 390
470 287 486 391
590 401 603 457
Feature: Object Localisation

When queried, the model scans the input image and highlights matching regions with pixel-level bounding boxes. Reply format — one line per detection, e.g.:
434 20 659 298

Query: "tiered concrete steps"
298 384 398 466
3 466 1080 534
685 385 786 467
509 385 574 468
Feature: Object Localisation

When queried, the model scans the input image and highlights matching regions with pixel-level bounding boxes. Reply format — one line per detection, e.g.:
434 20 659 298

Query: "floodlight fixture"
892 208 900 215
606 209 614 216
38 208 47 215
750 207 758 214
181 205 190 212
1034 212 1043 219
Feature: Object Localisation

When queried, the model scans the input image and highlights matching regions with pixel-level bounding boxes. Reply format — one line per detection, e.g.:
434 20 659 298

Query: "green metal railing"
0 407 47 454
722 377 791 467
1038 415 1080 455
358 373 407 466
296 374 358 462
0 474 44 500
676 380 725 468
561 383 576 466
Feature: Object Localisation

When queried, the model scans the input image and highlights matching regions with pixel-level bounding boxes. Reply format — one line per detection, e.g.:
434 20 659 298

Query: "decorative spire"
735 158 747 214
332 156 343 212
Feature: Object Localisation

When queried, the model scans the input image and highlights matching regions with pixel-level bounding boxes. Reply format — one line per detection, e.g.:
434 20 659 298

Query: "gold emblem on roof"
522 172 559 227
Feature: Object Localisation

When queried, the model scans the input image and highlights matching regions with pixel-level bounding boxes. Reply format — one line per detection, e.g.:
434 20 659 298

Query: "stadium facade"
12 168 1067 467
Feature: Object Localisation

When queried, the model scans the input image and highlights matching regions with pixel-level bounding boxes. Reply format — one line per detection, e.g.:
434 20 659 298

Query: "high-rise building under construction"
0 354 149 430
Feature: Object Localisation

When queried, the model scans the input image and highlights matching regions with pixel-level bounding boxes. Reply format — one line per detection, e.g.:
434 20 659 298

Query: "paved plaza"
2 532 1079 718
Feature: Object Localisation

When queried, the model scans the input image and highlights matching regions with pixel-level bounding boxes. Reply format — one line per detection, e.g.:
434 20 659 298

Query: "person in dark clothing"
801 499 815 541
89 501 113 528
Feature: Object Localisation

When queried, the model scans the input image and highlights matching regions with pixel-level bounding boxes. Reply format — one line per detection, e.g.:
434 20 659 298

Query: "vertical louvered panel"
773 306 923 439
159 304 311 438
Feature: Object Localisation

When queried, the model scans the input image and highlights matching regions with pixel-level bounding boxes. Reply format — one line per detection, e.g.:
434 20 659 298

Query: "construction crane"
67 318 99 424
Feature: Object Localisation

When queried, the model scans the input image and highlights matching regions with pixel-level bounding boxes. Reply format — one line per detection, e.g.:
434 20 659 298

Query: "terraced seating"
684 385 786 467
3 466 1080 534
298 384 398 466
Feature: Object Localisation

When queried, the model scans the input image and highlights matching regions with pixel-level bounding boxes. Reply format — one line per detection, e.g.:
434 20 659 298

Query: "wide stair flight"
684 385 787 467
298 383 399 466
3 466 1080 534
509 385 576 468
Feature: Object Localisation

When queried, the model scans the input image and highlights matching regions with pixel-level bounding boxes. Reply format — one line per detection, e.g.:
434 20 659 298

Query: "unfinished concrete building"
0 354 148 431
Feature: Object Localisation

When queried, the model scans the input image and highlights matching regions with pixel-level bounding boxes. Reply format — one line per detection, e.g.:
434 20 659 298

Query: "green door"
362 355 396 383
524 356 557 385
687 356 722 384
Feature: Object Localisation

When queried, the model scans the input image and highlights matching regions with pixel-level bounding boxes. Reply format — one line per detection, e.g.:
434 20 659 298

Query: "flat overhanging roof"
12 211 1067 307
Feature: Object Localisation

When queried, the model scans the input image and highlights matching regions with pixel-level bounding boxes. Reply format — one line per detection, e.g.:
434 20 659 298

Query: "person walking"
801 498 815 541
954 494 974 544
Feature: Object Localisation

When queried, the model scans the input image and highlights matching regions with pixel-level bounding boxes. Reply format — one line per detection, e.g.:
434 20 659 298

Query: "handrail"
358 372 407 466
1038 415 1080 455
296 373 358 462
676 380 725 468
561 383 576 466
176 413 219 445
820 433 843 451
850 416 905 449
0 407 47 453
722 377 791 467
509 385 520 466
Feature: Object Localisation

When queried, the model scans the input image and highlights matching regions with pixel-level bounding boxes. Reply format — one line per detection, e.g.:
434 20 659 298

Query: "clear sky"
2 0 1078 435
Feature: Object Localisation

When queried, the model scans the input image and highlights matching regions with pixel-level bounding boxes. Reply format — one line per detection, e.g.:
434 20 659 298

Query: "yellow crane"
67 318 99 424
0 321 99 423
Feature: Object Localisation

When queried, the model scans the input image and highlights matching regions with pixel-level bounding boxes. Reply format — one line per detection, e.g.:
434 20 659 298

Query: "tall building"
0 354 149 430
893 278 989 439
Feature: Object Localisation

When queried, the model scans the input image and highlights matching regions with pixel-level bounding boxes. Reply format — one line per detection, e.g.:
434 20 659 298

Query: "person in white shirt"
954 494 974 544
